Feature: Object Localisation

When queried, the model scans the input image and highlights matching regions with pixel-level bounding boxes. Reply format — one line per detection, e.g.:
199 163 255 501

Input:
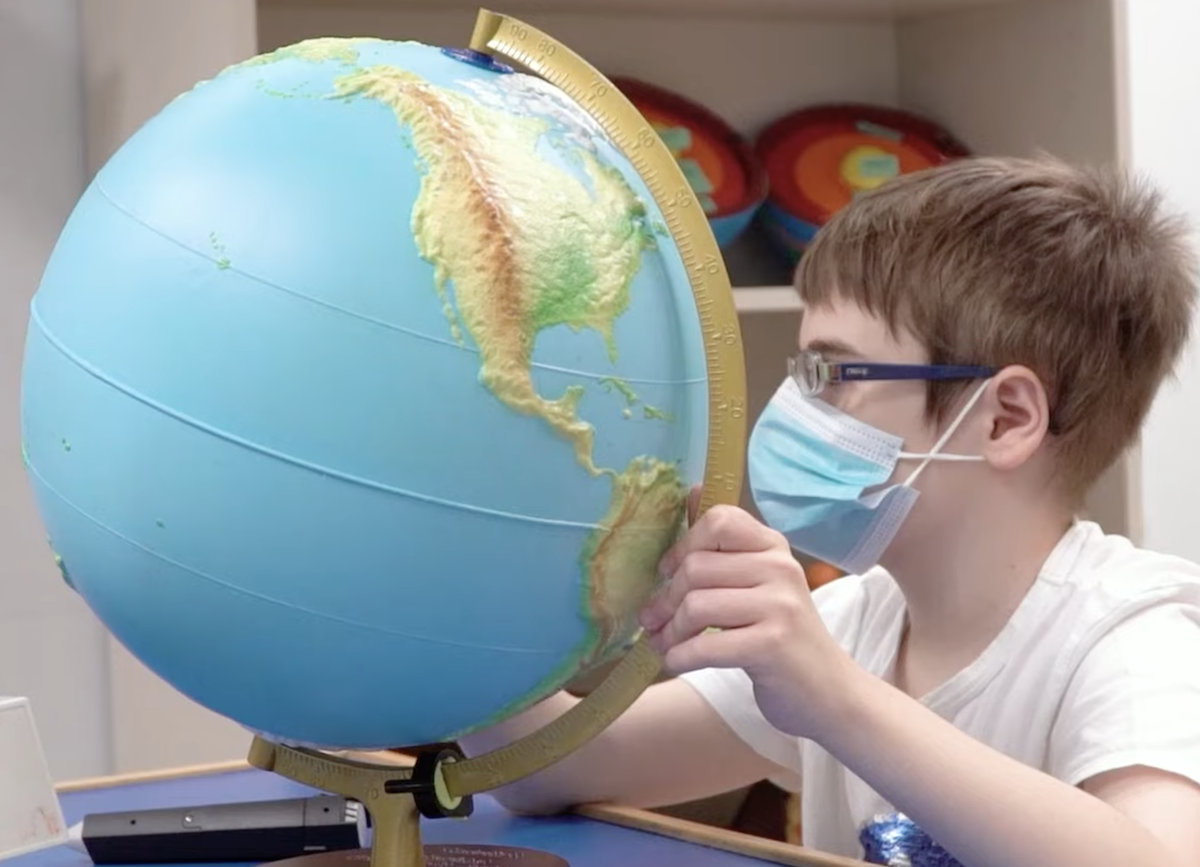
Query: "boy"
460 155 1200 867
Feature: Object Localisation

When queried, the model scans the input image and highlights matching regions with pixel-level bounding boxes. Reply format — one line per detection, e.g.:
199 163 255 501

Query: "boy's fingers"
647 587 760 651
640 550 761 631
658 625 754 677
659 504 776 577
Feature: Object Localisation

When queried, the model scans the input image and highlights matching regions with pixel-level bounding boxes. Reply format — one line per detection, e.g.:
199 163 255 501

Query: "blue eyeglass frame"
788 349 996 397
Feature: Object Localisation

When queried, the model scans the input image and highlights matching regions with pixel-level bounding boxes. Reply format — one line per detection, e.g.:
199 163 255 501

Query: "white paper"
0 697 67 861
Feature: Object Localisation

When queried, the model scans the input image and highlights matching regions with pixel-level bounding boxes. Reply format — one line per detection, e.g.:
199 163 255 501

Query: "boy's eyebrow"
801 338 864 359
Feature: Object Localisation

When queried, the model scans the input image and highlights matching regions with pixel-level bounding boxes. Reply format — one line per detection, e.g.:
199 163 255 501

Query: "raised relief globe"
20 37 713 749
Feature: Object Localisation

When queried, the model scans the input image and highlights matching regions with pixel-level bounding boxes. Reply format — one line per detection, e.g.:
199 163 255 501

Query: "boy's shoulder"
1048 520 1200 625
812 520 1200 648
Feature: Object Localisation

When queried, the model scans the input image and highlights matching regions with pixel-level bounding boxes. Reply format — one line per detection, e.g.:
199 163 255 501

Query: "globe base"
244 737 570 867
271 845 567 867
247 738 479 867
241 641 669 867
242 639 666 867
245 737 567 867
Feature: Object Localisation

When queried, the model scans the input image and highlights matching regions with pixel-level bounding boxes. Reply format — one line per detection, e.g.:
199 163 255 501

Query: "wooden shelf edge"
576 802 869 867
55 749 412 792
56 758 252 792
733 286 802 314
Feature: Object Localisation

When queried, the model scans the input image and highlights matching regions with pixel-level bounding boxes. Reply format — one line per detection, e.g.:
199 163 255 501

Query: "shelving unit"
733 289 804 314
64 0 1186 777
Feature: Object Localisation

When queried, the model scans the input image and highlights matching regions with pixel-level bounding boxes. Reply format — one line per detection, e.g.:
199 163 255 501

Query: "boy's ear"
982 365 1052 470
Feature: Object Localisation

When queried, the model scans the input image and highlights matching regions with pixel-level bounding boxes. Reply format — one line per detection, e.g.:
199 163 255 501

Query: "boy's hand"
639 498 854 740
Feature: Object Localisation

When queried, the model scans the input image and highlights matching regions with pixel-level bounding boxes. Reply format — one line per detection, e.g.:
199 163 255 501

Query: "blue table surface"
13 767 782 867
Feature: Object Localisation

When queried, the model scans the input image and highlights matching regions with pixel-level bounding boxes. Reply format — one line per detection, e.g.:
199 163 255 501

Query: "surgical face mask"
747 378 989 575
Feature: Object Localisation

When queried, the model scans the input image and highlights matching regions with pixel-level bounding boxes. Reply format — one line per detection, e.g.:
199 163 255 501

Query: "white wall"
0 0 112 781
80 0 260 177
1122 0 1200 562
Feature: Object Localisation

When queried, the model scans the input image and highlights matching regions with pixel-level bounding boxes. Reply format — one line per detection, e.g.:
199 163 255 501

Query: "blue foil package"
859 813 965 867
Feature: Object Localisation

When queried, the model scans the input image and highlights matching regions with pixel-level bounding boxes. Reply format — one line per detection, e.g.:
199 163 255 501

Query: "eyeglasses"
788 349 996 397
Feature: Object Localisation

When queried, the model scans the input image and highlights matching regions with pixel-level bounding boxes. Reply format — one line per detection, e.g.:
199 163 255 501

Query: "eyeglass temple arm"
831 363 996 383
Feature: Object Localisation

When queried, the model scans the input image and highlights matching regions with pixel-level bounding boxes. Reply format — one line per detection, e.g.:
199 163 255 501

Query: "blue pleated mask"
748 377 989 575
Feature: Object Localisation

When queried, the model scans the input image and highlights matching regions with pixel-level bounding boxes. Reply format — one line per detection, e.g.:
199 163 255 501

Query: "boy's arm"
457 678 786 815
818 595 1200 867
643 504 1200 867
818 669 1200 867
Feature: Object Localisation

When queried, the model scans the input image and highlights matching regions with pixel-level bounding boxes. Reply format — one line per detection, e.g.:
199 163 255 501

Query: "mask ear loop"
902 379 992 488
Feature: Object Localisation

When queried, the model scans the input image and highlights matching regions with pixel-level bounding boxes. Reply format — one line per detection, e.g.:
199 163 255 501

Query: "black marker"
65 795 368 864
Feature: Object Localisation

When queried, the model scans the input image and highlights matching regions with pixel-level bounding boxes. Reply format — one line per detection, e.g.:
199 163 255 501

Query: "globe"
20 37 714 750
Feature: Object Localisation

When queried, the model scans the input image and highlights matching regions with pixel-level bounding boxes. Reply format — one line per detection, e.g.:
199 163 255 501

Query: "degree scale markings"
249 737 414 800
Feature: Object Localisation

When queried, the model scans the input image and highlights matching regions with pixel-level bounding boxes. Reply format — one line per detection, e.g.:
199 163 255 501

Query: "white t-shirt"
679 520 1200 859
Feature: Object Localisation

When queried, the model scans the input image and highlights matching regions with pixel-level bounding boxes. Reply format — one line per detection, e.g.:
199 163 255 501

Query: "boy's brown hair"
794 154 1197 499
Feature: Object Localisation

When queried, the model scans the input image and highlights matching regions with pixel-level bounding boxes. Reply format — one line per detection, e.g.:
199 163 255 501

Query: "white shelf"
733 286 802 313
259 0 1018 21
